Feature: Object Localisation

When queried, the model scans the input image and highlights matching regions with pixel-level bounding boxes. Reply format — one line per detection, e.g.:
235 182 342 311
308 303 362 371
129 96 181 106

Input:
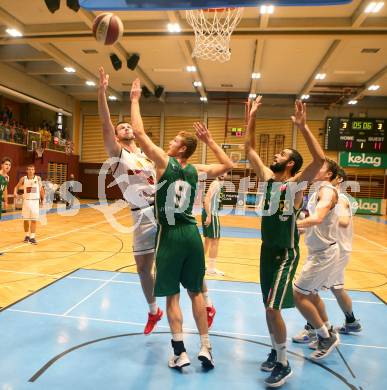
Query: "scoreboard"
231 127 243 137
325 117 386 153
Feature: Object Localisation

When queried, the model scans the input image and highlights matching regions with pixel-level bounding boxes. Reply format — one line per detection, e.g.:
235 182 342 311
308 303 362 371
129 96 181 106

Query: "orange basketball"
92 13 123 45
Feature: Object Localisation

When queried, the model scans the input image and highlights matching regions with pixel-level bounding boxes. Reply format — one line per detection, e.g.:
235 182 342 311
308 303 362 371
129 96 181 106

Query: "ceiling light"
315 73 326 80
249 93 257 99
85 81 96 86
193 81 202 87
108 95 117 101
368 84 380 91
301 94 310 100
365 2 384 13
186 65 197 72
260 5 275 14
5 28 23 37
251 72 261 79
200 96 208 102
348 100 358 105
167 23 181 33
64 67 76 73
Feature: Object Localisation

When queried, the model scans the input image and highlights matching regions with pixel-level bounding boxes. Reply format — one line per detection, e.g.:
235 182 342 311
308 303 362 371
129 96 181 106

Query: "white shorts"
330 251 350 290
22 200 40 220
293 243 339 295
131 206 157 256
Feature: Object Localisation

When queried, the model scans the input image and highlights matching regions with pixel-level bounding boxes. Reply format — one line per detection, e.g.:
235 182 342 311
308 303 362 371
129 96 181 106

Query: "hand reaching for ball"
131 78 142 102
98 66 109 92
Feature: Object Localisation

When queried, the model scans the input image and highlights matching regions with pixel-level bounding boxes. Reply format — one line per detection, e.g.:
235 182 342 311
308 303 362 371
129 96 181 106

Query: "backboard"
79 0 353 11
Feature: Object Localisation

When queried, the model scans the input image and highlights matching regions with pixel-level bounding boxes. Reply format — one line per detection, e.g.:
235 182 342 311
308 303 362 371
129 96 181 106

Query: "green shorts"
201 209 221 239
154 223 205 297
260 244 300 310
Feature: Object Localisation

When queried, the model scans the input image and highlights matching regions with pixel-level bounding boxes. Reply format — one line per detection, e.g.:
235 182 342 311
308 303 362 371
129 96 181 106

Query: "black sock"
307 322 315 329
345 312 356 323
171 340 186 356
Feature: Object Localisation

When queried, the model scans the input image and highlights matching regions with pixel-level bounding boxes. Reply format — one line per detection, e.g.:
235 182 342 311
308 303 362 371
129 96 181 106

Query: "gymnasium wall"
0 141 79 192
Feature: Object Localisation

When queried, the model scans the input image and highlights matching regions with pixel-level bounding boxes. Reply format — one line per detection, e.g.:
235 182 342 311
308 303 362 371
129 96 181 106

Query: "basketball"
92 13 123 45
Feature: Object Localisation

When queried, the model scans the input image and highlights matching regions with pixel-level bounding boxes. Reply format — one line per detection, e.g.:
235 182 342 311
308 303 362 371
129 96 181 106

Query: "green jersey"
261 179 300 249
0 174 9 214
155 157 198 226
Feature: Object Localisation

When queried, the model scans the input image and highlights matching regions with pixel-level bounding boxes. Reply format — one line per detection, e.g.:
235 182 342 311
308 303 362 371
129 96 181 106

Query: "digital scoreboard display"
231 127 243 137
325 117 386 153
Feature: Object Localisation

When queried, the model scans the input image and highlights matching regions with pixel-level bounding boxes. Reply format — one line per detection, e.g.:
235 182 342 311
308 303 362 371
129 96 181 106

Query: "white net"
186 8 243 63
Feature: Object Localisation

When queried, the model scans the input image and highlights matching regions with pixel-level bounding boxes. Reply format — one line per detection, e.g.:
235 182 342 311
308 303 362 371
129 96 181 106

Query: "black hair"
287 148 303 176
337 167 347 181
325 158 339 181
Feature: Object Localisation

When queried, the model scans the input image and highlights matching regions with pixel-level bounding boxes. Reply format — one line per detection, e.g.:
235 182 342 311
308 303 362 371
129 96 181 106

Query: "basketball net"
35 145 45 160
186 8 243 63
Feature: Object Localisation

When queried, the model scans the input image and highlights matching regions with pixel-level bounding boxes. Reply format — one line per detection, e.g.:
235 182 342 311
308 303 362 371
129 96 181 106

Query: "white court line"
0 269 383 305
354 234 387 251
0 205 128 253
62 273 119 316
5 308 387 351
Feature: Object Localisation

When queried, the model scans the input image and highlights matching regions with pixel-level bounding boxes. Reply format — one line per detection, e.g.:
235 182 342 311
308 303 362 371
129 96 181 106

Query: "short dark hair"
1 157 12 165
178 131 198 159
325 158 338 181
287 148 303 176
27 164 35 169
114 121 130 135
337 167 347 181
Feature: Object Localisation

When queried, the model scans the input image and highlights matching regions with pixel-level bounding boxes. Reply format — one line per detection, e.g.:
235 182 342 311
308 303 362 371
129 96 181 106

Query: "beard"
269 160 288 173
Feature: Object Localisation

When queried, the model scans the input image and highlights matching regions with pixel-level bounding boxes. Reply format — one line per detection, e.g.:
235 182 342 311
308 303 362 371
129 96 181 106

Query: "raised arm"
297 187 337 228
244 96 273 181
130 78 168 170
193 122 234 179
291 100 325 184
98 66 120 157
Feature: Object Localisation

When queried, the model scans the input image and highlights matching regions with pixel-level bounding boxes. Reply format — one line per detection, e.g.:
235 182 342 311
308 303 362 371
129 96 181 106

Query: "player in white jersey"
14 165 44 245
292 168 362 345
98 66 162 334
293 158 340 360
330 168 362 333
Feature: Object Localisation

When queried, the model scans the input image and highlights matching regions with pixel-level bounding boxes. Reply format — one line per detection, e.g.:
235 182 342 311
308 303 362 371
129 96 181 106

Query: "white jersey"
112 147 156 210
337 193 353 253
304 183 338 251
23 176 41 201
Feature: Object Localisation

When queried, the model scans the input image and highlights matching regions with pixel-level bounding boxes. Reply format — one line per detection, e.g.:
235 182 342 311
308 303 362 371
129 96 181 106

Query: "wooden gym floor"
0 200 386 309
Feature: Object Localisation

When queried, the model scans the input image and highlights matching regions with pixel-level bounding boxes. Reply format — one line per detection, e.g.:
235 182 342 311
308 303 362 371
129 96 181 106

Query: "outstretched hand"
130 78 142 102
193 122 213 145
249 95 262 117
98 66 109 92
291 99 307 128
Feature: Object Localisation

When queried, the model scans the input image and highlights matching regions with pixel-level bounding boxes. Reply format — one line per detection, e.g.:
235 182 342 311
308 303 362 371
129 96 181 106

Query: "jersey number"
174 180 190 209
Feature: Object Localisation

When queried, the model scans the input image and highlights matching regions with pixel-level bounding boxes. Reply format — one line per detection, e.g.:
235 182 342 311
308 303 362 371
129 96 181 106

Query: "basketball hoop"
186 7 243 62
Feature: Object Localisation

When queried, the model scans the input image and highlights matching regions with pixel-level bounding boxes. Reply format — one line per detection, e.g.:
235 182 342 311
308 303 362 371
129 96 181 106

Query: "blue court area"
1 269 386 389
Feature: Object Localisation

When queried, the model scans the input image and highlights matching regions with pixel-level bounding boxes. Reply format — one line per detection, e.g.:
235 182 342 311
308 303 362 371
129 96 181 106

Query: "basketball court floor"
0 203 386 389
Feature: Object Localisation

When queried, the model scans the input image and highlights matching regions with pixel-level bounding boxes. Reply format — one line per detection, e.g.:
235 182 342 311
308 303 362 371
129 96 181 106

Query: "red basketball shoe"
144 307 163 335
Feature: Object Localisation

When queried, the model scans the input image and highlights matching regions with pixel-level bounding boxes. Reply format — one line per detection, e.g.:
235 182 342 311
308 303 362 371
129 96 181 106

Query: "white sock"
276 342 287 365
203 292 212 307
149 302 158 315
316 325 330 338
172 333 184 342
270 333 276 350
208 258 216 270
200 334 211 348
325 321 331 330
30 233 35 239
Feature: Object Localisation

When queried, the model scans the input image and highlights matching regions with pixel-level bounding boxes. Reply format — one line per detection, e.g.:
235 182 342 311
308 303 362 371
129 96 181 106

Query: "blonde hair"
178 131 197 158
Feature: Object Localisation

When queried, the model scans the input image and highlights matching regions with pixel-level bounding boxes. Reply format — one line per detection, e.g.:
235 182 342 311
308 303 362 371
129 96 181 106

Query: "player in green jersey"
245 97 325 388
130 78 233 370
0 157 12 256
